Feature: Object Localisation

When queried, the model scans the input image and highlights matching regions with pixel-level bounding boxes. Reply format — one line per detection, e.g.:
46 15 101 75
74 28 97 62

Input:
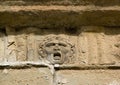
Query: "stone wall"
0 0 120 85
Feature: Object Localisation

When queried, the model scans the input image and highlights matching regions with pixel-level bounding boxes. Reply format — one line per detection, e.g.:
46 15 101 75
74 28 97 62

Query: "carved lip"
53 52 61 60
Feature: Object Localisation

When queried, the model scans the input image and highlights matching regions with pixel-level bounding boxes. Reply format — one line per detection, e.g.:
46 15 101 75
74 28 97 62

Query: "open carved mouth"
53 52 61 60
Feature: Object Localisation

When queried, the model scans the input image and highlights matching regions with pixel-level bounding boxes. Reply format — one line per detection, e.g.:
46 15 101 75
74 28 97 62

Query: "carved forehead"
39 36 74 47
45 40 67 45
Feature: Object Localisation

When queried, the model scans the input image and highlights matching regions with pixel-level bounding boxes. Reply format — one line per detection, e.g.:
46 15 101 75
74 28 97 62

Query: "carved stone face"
39 37 75 65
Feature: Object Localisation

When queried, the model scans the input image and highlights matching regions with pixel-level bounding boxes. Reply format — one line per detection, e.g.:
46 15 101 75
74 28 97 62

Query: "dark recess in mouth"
53 52 61 60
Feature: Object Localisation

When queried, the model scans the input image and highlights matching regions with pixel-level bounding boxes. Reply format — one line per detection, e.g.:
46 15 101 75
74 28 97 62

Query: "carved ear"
38 47 47 58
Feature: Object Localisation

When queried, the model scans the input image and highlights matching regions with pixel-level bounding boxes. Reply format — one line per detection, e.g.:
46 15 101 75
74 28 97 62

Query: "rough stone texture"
1 6 120 27
0 68 53 85
1 0 120 6
56 70 120 85
0 26 119 65
0 26 120 85
0 0 120 85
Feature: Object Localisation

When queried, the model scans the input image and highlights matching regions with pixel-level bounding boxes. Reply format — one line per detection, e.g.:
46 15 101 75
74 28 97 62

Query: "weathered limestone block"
0 68 53 85
56 70 120 85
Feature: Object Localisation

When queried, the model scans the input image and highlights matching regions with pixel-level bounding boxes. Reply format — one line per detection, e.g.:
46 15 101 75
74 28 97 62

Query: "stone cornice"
0 0 120 6
0 5 120 27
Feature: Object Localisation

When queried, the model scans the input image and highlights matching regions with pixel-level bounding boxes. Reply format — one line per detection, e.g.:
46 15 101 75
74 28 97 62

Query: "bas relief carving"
0 27 120 66
38 36 75 65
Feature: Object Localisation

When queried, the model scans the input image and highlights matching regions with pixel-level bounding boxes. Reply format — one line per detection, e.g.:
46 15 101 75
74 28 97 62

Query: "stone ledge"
0 6 120 12
0 61 120 70
0 0 120 6
0 6 120 27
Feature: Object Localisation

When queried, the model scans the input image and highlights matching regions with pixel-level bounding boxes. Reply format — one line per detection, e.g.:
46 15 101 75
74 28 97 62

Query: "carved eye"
58 43 67 47
46 43 55 47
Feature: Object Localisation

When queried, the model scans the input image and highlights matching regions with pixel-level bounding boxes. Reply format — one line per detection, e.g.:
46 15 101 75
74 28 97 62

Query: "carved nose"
54 44 60 51
54 47 60 51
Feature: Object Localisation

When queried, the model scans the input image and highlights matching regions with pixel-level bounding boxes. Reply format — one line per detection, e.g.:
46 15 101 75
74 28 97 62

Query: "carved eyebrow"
58 43 67 47
45 42 67 47
45 43 55 47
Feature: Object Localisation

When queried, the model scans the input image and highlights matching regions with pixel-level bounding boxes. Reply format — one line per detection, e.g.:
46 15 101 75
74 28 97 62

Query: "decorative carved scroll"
38 36 75 65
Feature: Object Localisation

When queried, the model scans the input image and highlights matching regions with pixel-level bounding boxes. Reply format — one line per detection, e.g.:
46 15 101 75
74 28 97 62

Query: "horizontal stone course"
0 1 120 85
0 6 120 27
0 68 53 85
0 0 120 6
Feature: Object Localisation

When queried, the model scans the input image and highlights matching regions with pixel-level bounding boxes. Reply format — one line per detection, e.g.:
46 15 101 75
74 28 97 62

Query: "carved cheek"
45 47 54 54
61 47 70 54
